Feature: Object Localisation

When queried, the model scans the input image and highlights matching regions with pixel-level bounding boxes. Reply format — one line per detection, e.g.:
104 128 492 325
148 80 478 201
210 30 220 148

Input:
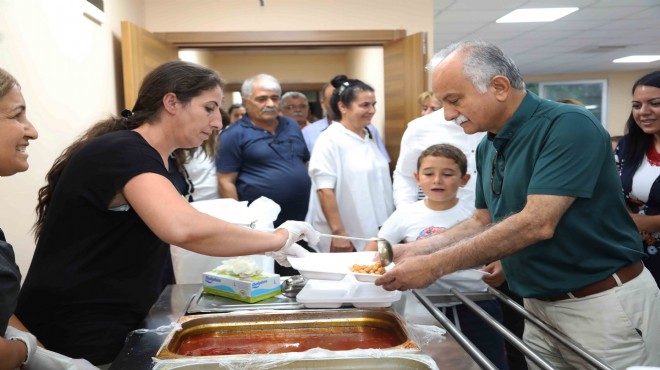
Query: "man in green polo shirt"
376 40 659 368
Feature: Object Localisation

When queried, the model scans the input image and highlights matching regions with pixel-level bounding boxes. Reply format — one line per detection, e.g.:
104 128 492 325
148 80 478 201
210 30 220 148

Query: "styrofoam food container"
351 271 383 283
288 252 391 282
441 269 490 281
295 275 402 308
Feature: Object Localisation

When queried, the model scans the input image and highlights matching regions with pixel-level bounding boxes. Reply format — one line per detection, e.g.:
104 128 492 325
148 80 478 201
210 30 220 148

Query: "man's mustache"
454 115 468 125
262 108 278 114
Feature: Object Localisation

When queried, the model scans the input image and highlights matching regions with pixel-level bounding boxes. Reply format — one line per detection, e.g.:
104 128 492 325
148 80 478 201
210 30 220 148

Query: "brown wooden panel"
224 82 325 93
155 30 407 48
383 32 427 172
121 21 179 109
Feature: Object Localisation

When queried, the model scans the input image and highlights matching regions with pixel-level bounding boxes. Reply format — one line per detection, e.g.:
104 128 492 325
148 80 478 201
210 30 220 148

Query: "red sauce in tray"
176 327 402 356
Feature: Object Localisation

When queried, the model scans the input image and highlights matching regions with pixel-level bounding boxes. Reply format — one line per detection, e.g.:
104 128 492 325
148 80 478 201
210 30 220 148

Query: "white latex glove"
25 347 100 370
268 242 309 267
266 221 319 267
5 325 37 367
276 220 320 247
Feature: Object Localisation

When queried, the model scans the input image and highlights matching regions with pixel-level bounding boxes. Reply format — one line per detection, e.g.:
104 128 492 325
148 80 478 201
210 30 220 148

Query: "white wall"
144 0 433 43
0 0 145 280
346 47 385 135
146 0 434 135
208 52 349 85
179 49 216 69
525 69 657 136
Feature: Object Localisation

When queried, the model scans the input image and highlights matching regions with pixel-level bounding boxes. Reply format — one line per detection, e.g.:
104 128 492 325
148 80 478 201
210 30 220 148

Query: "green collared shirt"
474 91 643 298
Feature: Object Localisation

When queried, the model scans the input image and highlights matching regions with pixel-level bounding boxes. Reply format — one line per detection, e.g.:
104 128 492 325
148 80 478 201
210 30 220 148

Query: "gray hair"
280 91 308 109
0 68 19 98
319 83 332 102
241 73 281 99
427 40 525 93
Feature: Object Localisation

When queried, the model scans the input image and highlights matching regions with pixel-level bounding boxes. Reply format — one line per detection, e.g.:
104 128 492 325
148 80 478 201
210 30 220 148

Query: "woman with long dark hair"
15 61 317 366
616 70 660 285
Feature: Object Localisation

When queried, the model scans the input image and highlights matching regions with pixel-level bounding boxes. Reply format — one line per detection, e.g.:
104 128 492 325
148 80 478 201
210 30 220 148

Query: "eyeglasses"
491 149 504 195
283 104 308 110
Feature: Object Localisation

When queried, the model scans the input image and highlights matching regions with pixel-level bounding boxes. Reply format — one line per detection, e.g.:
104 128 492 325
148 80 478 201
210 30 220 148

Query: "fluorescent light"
496 8 579 23
613 55 660 63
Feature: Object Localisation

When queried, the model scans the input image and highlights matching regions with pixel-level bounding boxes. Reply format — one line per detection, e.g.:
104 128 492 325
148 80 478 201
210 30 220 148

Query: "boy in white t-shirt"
367 144 509 369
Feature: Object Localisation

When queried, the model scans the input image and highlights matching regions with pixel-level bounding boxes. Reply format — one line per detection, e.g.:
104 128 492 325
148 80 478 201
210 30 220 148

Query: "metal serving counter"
108 284 482 370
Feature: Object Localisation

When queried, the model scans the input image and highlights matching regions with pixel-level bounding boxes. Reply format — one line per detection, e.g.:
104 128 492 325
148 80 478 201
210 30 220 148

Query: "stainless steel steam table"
108 284 483 369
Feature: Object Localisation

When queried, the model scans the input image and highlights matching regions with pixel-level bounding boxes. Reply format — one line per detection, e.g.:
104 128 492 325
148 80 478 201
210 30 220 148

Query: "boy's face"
414 155 470 206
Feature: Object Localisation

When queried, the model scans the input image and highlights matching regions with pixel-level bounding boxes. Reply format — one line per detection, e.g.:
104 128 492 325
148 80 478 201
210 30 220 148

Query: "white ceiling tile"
621 6 660 19
538 19 610 31
434 9 506 23
433 0 660 74
594 18 659 31
434 22 486 34
570 6 651 20
440 0 528 10
594 0 660 7
523 0 600 8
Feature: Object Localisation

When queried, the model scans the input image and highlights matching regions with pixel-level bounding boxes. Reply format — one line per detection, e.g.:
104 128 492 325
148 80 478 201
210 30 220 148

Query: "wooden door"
121 21 179 109
383 32 427 171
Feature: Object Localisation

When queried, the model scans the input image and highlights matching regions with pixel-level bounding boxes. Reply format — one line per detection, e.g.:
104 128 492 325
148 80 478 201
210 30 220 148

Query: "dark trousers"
498 282 528 370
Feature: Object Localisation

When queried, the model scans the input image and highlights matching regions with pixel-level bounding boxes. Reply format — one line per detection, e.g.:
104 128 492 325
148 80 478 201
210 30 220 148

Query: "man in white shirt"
392 108 484 209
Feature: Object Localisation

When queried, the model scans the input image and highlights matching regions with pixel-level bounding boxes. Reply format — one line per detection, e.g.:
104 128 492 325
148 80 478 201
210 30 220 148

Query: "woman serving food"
15 61 318 366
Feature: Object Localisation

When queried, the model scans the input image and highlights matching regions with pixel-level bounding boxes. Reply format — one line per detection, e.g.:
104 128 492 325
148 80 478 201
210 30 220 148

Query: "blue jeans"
440 299 510 370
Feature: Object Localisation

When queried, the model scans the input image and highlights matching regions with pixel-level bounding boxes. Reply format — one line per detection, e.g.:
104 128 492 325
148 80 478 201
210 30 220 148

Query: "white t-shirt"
171 146 225 284
306 122 394 252
631 155 660 203
379 199 474 244
184 147 219 201
392 109 485 209
378 199 488 294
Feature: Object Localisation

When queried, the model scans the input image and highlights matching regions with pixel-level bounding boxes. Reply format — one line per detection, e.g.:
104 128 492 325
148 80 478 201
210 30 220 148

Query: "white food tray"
288 252 391 282
441 269 490 281
295 275 402 308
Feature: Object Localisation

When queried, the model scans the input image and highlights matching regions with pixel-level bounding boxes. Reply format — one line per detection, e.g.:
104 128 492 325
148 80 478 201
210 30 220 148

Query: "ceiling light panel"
613 55 660 63
496 7 579 23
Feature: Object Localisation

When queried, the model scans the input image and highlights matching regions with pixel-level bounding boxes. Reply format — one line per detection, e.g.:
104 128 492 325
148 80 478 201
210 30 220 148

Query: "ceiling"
433 0 660 75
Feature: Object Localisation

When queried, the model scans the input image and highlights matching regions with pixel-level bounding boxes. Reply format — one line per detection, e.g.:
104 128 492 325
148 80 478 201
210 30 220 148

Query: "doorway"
121 22 426 165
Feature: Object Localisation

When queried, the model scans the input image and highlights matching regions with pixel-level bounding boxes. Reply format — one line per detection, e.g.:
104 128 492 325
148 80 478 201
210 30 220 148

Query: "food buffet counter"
109 284 482 370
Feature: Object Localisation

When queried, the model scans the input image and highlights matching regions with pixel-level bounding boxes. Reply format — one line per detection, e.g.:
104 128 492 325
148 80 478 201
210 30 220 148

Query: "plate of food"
348 261 388 282
288 252 391 282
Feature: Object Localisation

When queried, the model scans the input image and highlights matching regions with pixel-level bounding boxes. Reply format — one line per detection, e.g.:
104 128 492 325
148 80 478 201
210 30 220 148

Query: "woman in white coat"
306 75 394 252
